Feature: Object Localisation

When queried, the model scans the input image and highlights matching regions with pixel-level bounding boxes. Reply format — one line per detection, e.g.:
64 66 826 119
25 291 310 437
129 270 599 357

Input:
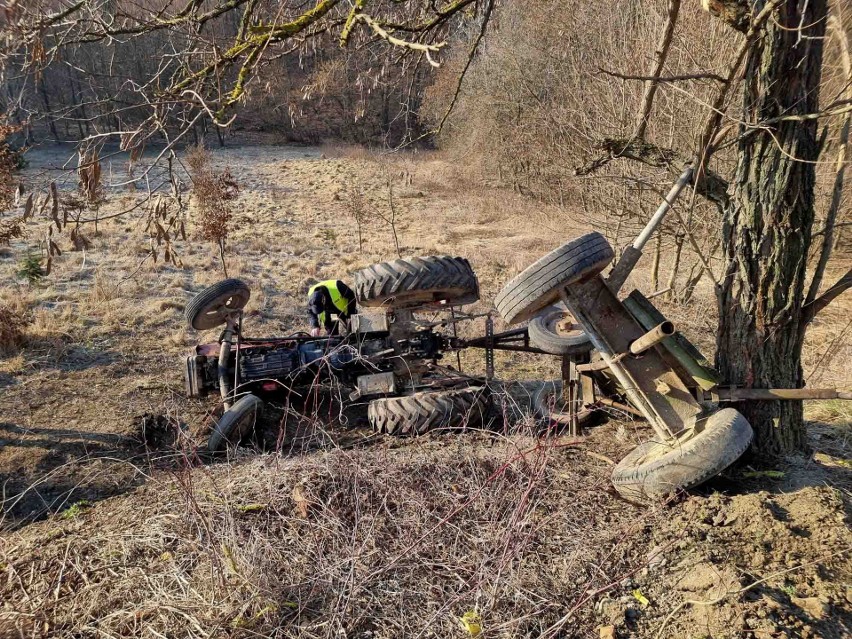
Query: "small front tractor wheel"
207 394 265 452
185 279 251 330
494 232 614 325
528 308 592 355
368 386 490 436
354 255 479 310
611 408 753 502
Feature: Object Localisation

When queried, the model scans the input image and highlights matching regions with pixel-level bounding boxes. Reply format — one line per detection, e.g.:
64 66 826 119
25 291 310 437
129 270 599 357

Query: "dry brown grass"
0 433 666 638
0 141 850 639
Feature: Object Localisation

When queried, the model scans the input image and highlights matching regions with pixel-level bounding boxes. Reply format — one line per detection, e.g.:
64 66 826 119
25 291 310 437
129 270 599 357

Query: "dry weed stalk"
342 174 368 252
379 163 402 257
187 144 239 277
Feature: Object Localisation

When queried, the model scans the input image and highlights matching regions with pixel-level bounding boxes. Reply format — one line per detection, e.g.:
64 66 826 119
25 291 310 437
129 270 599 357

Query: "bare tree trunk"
716 0 827 456
665 231 683 300
219 240 229 278
634 0 680 140
38 75 59 142
650 232 662 291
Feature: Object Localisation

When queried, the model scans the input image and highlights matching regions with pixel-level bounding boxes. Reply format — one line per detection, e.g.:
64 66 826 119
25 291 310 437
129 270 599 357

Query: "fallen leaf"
292 485 310 518
743 470 785 479
236 502 267 513
599 626 617 639
632 589 650 607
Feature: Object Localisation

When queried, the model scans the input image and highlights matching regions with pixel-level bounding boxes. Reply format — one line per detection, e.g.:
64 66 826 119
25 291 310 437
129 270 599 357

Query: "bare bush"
0 122 26 245
186 144 239 277
342 174 368 252
0 304 29 355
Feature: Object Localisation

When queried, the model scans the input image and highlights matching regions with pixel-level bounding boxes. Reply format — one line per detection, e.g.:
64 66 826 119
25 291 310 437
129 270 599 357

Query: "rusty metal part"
218 315 238 409
624 291 720 391
485 315 495 380
706 387 852 402
597 397 645 418
576 359 613 373
460 327 550 354
355 372 396 398
629 321 675 355
559 277 702 442
561 354 587 436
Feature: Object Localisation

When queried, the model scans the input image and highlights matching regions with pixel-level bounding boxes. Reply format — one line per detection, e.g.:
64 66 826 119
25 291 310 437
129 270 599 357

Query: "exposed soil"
0 141 850 638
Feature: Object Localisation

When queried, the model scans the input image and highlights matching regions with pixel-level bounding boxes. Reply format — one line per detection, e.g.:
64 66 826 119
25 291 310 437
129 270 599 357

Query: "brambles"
186 144 239 277
0 303 29 355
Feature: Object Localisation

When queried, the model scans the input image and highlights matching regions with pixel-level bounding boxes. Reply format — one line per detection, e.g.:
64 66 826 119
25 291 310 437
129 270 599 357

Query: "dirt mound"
625 487 852 639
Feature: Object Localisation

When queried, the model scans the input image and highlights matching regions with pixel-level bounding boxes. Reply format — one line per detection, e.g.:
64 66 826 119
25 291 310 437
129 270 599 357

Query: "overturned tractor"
181 171 850 501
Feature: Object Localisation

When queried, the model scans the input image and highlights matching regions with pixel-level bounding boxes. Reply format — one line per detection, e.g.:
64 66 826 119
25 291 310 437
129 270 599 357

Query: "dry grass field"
1 141 850 638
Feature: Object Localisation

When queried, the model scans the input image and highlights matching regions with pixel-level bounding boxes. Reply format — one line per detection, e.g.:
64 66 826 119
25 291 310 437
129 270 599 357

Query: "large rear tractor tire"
354 256 479 310
368 386 490 436
494 232 614 325
186 279 251 330
207 394 265 453
611 408 753 502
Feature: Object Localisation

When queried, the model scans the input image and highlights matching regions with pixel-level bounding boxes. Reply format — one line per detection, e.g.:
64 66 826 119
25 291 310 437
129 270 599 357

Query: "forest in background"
6 0 848 268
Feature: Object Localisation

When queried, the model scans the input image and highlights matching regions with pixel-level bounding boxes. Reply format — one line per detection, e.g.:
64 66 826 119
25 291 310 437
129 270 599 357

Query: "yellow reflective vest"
308 280 349 326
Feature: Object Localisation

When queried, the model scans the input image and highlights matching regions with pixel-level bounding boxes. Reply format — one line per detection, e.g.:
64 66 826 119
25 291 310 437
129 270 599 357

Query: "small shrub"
17 252 45 285
60 500 91 520
186 144 239 277
0 304 29 355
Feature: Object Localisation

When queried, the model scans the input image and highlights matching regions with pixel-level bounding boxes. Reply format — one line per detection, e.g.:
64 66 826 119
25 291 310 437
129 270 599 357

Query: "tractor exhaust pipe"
218 316 237 409
629 321 675 355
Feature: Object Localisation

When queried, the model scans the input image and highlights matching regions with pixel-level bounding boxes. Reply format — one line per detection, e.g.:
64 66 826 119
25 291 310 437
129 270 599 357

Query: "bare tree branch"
574 138 730 210
634 0 681 140
599 69 727 84
803 268 852 324
805 14 851 314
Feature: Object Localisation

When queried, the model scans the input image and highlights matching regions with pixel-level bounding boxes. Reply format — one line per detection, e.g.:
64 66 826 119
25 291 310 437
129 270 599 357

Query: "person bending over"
307 279 357 337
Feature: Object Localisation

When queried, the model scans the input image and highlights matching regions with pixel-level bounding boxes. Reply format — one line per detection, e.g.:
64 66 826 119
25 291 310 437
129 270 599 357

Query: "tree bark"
716 0 827 456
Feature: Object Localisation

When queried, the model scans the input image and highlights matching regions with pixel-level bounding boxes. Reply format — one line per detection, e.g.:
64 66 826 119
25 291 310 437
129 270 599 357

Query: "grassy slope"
0 143 850 638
